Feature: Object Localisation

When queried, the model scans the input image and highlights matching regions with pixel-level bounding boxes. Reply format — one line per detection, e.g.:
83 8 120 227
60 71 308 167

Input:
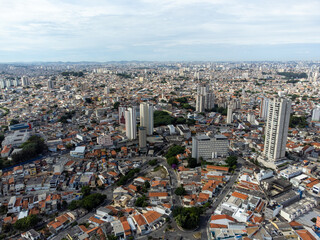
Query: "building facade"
263 98 291 162
192 135 229 161
125 107 137 140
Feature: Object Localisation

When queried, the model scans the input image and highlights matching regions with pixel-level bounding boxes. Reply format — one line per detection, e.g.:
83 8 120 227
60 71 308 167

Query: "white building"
97 134 113 147
47 79 54 89
196 85 214 112
312 106 320 122
140 102 153 135
260 97 269 119
227 105 233 124
192 135 229 161
263 98 291 162
21 76 29 86
125 107 137 140
70 146 86 158
280 166 302 180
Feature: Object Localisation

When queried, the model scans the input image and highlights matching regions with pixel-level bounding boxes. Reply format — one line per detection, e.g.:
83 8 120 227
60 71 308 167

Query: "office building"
263 98 291 162
140 102 153 135
312 106 320 122
125 107 137 140
192 135 229 161
139 127 147 149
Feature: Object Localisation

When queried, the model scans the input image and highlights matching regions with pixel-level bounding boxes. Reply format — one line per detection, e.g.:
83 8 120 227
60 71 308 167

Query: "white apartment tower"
263 98 291 162
139 102 154 135
196 85 214 112
312 106 320 122
21 76 29 86
47 79 54 89
260 97 269 119
227 105 233 124
125 107 137 140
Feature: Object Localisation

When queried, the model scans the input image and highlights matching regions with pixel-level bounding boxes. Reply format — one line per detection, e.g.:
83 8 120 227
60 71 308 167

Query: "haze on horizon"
0 0 319 62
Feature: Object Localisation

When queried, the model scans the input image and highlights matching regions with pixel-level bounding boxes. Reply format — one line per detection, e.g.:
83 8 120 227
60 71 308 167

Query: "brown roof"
142 211 161 224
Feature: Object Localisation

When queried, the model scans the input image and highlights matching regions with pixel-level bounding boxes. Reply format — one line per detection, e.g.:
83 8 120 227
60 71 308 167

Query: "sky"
0 0 319 62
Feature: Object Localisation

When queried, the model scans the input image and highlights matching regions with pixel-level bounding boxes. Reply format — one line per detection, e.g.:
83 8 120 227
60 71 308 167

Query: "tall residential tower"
263 98 291 162
125 107 137 140
140 102 154 135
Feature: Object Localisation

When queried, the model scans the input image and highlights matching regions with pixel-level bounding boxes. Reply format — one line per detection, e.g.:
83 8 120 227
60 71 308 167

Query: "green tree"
9 119 19 125
81 186 91 197
68 200 79 210
165 145 185 159
175 186 186 196
135 195 147 207
173 207 201 230
113 102 120 109
167 156 178 166
14 215 40 231
187 157 198 168
148 159 157 166
80 193 106 211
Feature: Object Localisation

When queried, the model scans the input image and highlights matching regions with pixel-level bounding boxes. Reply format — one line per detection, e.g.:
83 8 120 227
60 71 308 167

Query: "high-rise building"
13 78 20 87
196 94 205 112
312 106 320 122
0 79 6 89
263 98 291 162
140 102 153 135
6 79 12 87
21 76 29 86
227 105 233 124
139 127 147 149
118 106 126 125
260 97 269 119
125 107 137 140
47 79 54 89
196 85 214 112
192 135 229 162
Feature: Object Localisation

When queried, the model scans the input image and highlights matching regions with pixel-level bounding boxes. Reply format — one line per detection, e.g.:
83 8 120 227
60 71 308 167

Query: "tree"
135 195 147 207
187 157 198 168
113 102 120 110
107 235 118 240
80 193 106 211
9 119 19 125
173 207 201 230
165 145 185 159
144 181 151 189
289 115 308 128
81 186 91 197
226 156 238 170
14 215 40 231
154 110 175 127
167 156 178 166
175 186 186 196
148 159 157 166
68 200 79 210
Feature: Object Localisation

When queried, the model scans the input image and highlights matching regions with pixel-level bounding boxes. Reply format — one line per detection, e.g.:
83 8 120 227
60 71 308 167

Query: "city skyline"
1 0 320 62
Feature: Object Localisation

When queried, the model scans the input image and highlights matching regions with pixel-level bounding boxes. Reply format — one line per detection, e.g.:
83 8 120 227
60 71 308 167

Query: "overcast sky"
0 0 319 62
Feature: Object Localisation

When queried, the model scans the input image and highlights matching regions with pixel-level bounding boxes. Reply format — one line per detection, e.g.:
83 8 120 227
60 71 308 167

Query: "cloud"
0 0 319 61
